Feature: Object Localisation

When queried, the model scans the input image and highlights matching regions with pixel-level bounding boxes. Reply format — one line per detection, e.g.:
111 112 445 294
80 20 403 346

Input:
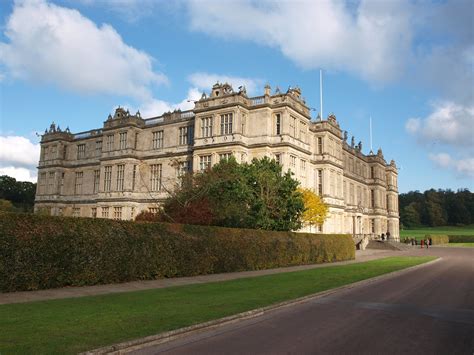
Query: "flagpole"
319 69 323 121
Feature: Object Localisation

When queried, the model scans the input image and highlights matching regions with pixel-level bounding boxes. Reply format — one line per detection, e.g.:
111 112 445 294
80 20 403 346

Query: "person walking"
386 231 391 241
421 239 424 248
426 238 429 248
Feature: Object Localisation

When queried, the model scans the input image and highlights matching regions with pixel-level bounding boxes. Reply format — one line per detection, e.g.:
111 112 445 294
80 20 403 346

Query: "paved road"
133 247 474 355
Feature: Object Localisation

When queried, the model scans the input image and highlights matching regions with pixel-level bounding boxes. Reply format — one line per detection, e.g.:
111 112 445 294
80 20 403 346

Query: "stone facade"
35 83 399 239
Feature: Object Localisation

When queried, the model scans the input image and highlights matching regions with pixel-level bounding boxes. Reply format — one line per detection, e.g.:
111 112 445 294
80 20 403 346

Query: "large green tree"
0 175 36 212
160 157 304 231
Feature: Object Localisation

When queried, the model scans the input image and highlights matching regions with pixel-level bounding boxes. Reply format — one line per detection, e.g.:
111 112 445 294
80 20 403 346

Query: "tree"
400 203 421 228
160 157 305 231
299 188 328 231
0 175 36 212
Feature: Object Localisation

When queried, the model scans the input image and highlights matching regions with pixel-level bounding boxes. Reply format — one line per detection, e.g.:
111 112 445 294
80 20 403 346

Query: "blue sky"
0 0 472 193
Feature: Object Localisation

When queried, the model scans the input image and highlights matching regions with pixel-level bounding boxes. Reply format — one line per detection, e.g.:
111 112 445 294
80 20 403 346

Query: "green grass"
441 242 474 248
0 256 435 354
400 224 474 238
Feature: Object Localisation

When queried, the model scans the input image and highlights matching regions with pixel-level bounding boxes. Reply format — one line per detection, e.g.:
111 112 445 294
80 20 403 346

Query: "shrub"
448 235 474 243
0 212 355 292
425 234 449 245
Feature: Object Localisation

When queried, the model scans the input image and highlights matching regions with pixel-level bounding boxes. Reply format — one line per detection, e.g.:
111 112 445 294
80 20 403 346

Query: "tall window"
300 160 306 176
72 207 81 217
51 145 57 158
91 207 97 218
106 134 114 151
93 170 100 193
132 165 137 190
39 172 46 194
220 113 233 135
300 122 307 142
102 207 109 218
152 130 163 149
290 155 296 168
318 169 323 196
150 164 162 192
63 145 68 160
119 132 127 149
77 144 85 159
200 155 211 171
96 141 102 156
135 132 139 149
116 164 125 191
219 152 232 161
290 116 297 137
350 183 354 205
317 137 323 154
201 117 213 137
275 154 281 165
74 172 83 195
371 166 375 179
370 189 375 208
113 207 122 220
179 126 189 145
48 172 55 194
60 172 64 194
104 166 112 192
371 219 375 233
275 114 281 135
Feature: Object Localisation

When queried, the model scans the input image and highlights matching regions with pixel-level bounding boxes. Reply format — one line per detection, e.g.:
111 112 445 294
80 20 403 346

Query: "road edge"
83 257 441 355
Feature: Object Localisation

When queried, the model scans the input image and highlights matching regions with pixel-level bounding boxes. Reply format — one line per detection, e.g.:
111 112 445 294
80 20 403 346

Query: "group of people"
403 237 432 248
380 231 391 241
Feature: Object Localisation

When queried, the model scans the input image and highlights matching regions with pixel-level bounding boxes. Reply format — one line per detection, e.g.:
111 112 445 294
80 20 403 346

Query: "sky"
0 0 472 193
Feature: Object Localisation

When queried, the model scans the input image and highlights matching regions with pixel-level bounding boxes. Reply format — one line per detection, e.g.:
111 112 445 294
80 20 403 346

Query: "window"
219 152 232 161
58 207 63 216
77 144 86 159
150 164 162 192
91 207 97 218
318 169 323 196
371 219 375 233
350 183 354 205
200 155 211 171
370 189 375 208
104 166 112 192
63 145 68 160
371 166 375 179
275 114 281 135
179 126 189 145
72 207 81 217
40 146 46 161
39 172 46 194
130 207 135 220
48 172 55 194
220 113 233 135
152 130 163 149
135 132 139 149
290 116 297 137
201 117 213 137
275 154 281 165
96 141 102 156
290 155 296 168
178 161 190 176
93 170 100 193
300 160 306 175
317 137 323 154
60 172 65 194
106 134 114 151
300 122 307 142
74 172 83 195
51 145 57 158
149 207 159 214
132 165 137 190
113 207 122 220
102 207 109 218
119 132 127 149
116 164 125 191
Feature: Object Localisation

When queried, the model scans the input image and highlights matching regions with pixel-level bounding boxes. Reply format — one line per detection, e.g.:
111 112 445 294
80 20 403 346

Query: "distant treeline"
0 175 36 212
399 189 474 228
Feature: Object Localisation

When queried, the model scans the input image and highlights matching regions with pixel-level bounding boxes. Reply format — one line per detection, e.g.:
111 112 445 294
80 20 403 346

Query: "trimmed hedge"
448 235 474 243
0 212 354 292
425 234 449 245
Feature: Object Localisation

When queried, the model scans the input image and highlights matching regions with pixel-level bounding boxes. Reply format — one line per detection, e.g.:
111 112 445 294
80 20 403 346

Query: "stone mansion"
35 83 399 239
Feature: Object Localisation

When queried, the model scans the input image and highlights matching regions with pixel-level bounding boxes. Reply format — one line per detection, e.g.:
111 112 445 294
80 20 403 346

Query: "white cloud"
0 0 167 100
429 153 474 179
187 0 413 84
0 166 37 183
188 72 263 95
0 135 40 167
406 101 474 147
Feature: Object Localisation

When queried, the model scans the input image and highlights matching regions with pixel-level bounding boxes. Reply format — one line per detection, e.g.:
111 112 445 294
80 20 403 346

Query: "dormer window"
215 91 219 96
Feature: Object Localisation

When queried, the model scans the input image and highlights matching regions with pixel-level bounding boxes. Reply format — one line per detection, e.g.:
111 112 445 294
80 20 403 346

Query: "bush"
0 212 355 292
425 234 449 245
448 235 474 243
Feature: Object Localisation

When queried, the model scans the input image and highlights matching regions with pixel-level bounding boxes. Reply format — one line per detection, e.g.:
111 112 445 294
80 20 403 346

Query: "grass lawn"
400 224 474 239
0 256 435 354
441 242 474 248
